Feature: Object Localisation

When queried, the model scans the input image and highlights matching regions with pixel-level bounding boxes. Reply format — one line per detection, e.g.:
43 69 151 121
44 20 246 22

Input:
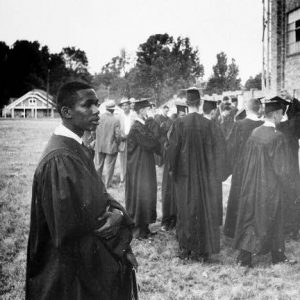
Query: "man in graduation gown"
125 98 161 239
168 88 223 261
233 96 298 267
224 98 264 238
202 98 228 226
26 82 138 300
161 104 187 231
277 90 300 237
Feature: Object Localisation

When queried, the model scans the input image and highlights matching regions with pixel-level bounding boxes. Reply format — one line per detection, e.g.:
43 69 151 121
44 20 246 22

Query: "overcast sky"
0 0 262 83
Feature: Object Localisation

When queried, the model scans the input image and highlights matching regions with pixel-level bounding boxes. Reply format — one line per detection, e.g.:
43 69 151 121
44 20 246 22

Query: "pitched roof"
5 89 55 110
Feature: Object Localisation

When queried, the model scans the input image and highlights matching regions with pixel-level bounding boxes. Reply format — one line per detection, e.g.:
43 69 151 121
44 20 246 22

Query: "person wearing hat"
118 98 135 183
277 90 300 238
233 96 298 267
202 98 228 226
168 87 224 261
125 98 161 239
224 98 264 239
95 99 121 188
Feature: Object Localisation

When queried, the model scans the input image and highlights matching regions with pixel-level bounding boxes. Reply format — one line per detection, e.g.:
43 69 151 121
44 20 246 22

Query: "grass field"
1 119 300 300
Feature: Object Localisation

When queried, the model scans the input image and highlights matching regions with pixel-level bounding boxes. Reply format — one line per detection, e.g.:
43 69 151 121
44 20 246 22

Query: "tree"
226 58 241 91
131 34 204 105
205 52 241 95
244 73 262 90
6 40 50 100
93 49 132 101
0 41 10 108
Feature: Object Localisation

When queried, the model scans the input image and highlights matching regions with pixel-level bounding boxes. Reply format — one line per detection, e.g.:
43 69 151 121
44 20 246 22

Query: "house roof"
5 89 56 110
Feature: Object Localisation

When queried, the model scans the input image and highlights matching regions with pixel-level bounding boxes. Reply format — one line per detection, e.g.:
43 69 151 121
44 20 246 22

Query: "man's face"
163 107 169 116
69 89 100 132
122 103 130 114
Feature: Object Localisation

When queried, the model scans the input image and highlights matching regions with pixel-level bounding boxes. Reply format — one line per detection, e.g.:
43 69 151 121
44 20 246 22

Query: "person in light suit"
95 100 121 188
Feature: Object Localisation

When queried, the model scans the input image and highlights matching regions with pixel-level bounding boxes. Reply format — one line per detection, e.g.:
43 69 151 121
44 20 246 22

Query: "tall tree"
205 52 241 95
131 34 204 105
0 41 10 108
244 73 262 90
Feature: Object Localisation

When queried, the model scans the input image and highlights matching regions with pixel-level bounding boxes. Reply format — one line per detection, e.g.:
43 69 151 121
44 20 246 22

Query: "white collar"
263 120 276 128
246 112 261 121
203 114 211 120
135 117 145 125
54 124 83 144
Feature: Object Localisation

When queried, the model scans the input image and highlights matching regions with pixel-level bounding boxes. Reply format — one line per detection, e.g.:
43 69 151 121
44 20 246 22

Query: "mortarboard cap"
134 98 152 111
203 99 218 113
182 87 201 105
262 96 290 114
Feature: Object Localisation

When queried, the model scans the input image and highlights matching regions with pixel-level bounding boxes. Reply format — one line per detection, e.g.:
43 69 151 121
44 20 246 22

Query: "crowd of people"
26 81 300 299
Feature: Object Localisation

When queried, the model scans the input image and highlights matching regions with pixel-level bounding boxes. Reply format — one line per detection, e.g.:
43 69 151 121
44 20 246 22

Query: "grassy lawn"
1 119 300 300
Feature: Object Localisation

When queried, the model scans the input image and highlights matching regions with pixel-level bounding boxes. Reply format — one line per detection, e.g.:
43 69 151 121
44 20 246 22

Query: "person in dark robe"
154 105 173 165
218 102 235 139
168 88 224 261
277 90 300 238
161 103 188 231
202 98 228 225
26 82 138 300
125 98 161 239
224 98 264 238
233 96 298 267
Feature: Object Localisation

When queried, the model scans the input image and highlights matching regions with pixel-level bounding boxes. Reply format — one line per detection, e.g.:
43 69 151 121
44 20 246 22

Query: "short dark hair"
56 81 92 116
163 105 169 109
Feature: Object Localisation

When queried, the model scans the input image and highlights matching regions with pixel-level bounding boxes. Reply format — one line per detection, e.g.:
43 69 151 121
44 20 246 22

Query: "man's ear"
61 106 72 119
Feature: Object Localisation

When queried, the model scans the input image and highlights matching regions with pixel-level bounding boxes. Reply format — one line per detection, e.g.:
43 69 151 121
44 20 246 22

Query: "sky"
0 0 262 83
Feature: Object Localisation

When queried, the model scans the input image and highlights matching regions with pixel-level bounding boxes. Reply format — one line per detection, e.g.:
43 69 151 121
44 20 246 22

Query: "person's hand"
280 89 293 102
126 251 138 272
94 209 123 239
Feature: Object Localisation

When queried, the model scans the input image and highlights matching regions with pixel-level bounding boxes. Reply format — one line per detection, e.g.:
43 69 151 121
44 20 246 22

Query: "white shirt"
263 120 276 128
123 112 134 135
54 124 83 144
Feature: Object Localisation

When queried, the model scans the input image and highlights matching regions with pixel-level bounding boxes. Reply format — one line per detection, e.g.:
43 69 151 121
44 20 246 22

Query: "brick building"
265 0 300 97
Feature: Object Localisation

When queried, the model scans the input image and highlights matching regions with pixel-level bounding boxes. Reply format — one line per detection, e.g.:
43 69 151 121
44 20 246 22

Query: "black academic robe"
161 124 177 227
26 135 134 300
233 126 295 254
277 99 300 234
168 113 224 254
125 119 160 227
224 118 263 238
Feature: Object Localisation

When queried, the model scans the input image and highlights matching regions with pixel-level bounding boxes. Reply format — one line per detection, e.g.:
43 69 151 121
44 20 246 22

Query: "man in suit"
95 100 121 188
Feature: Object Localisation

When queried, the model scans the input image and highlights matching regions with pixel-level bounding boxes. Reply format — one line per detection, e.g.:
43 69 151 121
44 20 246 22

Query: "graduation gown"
224 118 263 238
26 135 134 300
233 126 294 254
277 99 300 233
168 113 224 254
125 119 160 227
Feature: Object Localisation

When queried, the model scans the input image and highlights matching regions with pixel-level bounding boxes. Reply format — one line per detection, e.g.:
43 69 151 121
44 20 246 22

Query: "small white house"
2 89 56 118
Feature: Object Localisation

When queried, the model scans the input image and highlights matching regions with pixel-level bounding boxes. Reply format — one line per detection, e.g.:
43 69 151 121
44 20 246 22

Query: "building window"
29 98 36 106
288 8 300 55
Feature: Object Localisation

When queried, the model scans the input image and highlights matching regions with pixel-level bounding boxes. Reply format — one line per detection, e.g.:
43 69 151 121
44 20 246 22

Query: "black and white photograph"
1 0 300 299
